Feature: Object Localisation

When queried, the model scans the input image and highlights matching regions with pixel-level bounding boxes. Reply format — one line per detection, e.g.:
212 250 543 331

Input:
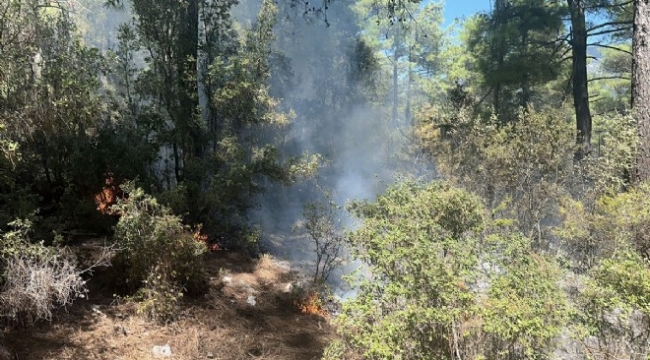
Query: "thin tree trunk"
633 0 650 181
178 0 202 159
521 29 531 108
173 141 181 184
392 58 398 125
406 47 412 125
493 0 505 119
568 0 593 160
494 83 501 118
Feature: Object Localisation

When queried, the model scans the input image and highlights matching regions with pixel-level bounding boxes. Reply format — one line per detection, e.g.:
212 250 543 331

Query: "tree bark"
634 0 650 181
568 0 593 160
393 59 398 125
493 0 506 118
178 0 202 160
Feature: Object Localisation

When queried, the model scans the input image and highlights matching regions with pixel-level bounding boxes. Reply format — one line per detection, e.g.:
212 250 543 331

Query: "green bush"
415 108 636 250
481 234 569 359
335 180 569 359
574 251 650 359
111 183 207 321
321 339 347 360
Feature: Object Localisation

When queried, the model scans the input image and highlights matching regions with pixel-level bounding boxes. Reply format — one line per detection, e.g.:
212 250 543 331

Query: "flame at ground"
94 174 124 215
296 291 330 319
193 231 222 252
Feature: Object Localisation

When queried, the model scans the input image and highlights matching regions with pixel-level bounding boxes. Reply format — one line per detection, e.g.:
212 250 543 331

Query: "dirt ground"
4 249 334 360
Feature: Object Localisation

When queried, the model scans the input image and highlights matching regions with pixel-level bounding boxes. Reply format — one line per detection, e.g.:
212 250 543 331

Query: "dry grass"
4 250 334 360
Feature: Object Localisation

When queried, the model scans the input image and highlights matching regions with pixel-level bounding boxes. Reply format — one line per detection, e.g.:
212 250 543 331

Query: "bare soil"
4 249 334 360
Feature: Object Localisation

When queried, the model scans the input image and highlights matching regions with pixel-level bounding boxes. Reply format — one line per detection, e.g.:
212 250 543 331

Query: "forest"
1 0 650 359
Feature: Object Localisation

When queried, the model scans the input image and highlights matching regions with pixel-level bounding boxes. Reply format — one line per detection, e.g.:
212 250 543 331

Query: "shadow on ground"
5 249 333 360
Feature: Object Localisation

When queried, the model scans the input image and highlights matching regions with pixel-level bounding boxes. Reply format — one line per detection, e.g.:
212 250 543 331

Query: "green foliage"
591 252 650 314
417 107 575 242
554 172 647 270
598 183 650 259
0 219 53 260
321 339 347 360
111 183 206 321
589 44 632 115
465 0 568 119
574 251 650 359
481 234 569 359
336 180 568 359
337 180 483 359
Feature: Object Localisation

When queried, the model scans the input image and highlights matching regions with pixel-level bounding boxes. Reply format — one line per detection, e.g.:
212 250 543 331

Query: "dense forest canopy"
2 0 650 358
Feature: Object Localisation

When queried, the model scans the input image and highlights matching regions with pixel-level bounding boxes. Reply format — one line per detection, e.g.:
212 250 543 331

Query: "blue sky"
442 1 492 27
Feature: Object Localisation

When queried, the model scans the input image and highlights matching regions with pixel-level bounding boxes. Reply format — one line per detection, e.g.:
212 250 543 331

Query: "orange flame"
193 231 222 252
94 174 124 216
296 291 329 318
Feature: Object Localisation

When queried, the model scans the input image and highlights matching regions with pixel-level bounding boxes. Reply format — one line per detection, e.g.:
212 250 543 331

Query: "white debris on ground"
152 343 172 357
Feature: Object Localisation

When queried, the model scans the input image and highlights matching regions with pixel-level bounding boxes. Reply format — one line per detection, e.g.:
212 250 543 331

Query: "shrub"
415 107 637 251
298 190 344 286
0 219 89 325
337 180 485 359
321 339 347 360
575 251 650 359
111 182 207 322
481 234 569 359
336 180 569 359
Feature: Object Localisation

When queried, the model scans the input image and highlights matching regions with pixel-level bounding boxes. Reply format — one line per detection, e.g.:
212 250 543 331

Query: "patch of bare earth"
5 250 333 360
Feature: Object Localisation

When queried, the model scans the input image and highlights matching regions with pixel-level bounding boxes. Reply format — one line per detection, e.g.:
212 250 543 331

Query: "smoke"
76 0 428 294
238 0 430 294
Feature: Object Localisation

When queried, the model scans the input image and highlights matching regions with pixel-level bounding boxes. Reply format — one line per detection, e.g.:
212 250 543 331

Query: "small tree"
300 192 344 286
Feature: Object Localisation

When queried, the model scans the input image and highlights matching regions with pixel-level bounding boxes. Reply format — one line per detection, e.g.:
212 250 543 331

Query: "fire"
296 291 329 318
94 174 124 215
193 231 222 252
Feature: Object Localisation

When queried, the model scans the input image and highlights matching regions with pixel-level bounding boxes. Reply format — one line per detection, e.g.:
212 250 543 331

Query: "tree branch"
588 75 631 83
475 87 493 108
587 21 633 34
589 27 632 38
588 43 632 55
585 0 633 10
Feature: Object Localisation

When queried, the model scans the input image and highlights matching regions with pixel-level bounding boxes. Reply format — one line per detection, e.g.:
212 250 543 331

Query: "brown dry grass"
4 250 334 360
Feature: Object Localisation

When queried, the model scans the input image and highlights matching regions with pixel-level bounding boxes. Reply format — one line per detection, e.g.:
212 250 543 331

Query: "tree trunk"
634 0 650 181
568 0 593 160
520 29 531 108
406 46 412 125
178 0 202 160
493 0 505 119
392 58 398 125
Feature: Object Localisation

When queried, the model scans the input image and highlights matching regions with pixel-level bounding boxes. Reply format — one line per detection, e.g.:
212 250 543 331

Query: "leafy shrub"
321 339 347 360
336 180 569 359
416 108 574 242
111 182 207 321
416 108 636 251
575 251 650 359
337 180 484 359
555 181 650 272
481 234 569 359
